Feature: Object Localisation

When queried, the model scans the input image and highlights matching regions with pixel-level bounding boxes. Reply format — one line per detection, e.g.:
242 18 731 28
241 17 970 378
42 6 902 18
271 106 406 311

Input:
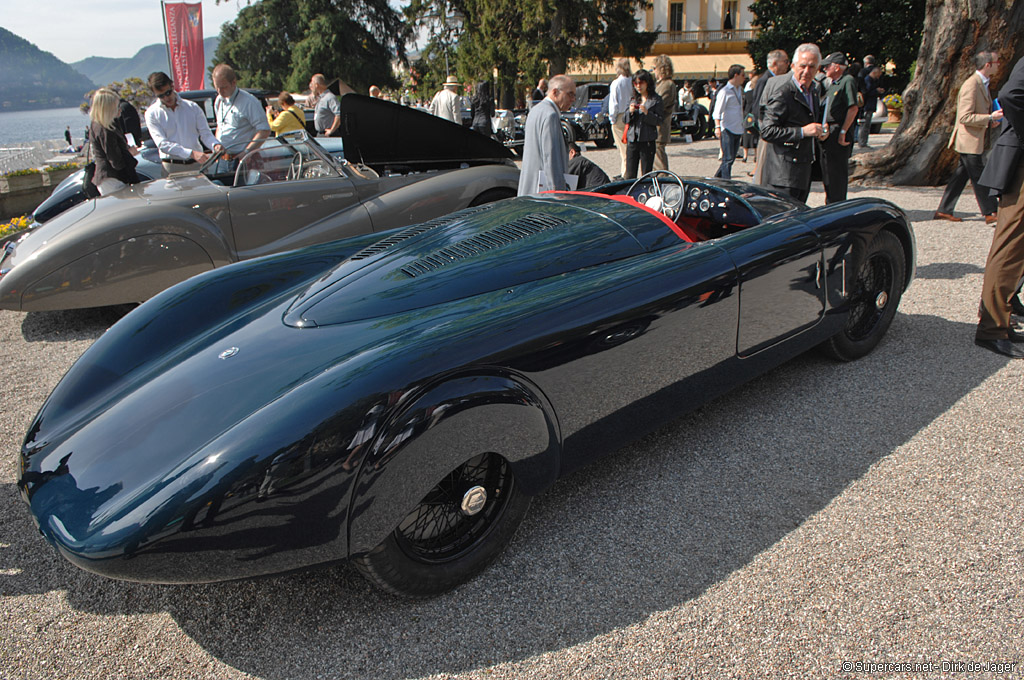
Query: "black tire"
594 128 615 148
468 187 515 206
693 110 708 139
821 230 905 361
353 452 531 597
561 120 575 147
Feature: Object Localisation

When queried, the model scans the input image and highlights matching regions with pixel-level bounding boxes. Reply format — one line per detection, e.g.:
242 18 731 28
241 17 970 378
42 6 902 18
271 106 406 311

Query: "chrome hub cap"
875 291 888 309
461 486 488 516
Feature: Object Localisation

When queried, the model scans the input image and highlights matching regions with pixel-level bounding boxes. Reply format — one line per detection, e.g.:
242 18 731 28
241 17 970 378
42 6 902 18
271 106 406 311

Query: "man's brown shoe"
985 213 998 225
934 212 962 222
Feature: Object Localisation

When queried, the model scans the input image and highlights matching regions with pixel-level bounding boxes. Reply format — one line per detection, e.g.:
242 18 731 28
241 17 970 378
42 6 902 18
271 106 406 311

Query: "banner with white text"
163 1 204 90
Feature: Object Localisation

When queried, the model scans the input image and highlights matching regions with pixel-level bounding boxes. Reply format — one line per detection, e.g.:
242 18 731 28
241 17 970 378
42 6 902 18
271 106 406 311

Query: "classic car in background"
562 82 614 148
19 170 915 597
31 137 346 224
0 95 519 312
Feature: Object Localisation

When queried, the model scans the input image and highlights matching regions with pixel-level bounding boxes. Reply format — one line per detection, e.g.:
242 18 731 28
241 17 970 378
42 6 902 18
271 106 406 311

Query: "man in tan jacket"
934 51 1004 223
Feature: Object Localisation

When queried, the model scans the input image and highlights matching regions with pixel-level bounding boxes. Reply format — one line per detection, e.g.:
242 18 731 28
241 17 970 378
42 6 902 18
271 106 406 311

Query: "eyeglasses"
154 89 175 100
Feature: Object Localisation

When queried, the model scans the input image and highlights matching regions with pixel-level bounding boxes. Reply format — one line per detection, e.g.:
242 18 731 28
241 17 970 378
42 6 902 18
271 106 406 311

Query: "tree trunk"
548 5 568 76
852 0 1024 186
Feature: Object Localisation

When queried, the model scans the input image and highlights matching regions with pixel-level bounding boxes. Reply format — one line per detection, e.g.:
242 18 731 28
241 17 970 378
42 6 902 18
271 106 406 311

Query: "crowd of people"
511 48 1024 362
83 48 1024 362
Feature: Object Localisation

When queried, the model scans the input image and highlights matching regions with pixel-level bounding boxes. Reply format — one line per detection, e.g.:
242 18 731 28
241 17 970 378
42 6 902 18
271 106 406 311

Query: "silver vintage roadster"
0 94 519 312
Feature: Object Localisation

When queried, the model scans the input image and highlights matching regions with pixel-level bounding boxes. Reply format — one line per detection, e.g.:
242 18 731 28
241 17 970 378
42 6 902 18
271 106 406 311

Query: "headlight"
514 115 526 127
574 111 591 124
594 112 607 124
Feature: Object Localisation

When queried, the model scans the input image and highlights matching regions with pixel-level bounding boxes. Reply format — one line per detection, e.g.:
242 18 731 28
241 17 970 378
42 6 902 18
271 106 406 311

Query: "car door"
718 218 825 357
225 142 373 260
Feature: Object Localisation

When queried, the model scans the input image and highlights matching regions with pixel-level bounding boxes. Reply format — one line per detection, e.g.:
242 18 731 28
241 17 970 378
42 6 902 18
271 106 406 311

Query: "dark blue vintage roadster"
18 171 915 596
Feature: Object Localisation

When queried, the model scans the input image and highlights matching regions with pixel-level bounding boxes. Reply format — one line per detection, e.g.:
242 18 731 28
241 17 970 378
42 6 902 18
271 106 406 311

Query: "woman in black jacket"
89 88 139 196
470 81 496 138
624 69 663 178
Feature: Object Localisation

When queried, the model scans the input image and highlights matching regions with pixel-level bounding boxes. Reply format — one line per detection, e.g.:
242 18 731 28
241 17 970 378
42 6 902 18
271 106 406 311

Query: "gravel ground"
1 132 1022 680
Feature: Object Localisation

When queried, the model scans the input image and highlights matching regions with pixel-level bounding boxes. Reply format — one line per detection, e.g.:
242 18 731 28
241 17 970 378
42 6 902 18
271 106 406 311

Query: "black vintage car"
19 171 915 597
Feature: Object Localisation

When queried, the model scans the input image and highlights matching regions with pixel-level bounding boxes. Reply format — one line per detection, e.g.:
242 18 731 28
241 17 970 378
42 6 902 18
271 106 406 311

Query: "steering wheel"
286 151 304 181
627 170 685 217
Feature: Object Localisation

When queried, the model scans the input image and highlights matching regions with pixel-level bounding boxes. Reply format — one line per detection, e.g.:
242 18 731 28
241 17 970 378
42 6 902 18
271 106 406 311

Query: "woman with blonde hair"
266 91 306 136
652 54 677 170
89 88 139 195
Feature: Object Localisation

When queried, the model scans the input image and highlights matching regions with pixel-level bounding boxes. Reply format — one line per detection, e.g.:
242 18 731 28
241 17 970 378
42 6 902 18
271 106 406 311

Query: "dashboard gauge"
689 186 701 201
699 198 711 212
663 184 681 204
637 193 648 203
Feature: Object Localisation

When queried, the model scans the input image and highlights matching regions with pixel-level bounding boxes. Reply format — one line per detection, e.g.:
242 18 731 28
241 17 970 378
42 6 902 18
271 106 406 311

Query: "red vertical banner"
164 1 205 90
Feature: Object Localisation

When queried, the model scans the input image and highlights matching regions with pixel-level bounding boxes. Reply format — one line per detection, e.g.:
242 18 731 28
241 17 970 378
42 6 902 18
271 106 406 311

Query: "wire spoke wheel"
846 250 895 341
353 451 531 597
394 453 512 563
821 230 905 362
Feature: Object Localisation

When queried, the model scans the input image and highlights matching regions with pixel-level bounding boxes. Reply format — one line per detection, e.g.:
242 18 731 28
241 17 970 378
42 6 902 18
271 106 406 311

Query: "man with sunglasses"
145 71 222 175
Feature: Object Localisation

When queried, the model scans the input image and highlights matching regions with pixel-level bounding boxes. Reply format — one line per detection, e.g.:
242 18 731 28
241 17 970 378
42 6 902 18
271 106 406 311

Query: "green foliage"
80 78 152 116
747 0 926 88
407 0 655 106
213 0 410 92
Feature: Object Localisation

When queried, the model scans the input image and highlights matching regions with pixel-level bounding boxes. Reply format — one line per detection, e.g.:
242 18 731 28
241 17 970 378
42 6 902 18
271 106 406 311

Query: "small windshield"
232 136 341 187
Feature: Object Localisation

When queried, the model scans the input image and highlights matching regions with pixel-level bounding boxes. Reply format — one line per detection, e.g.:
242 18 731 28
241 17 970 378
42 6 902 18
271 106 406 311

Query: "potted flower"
883 93 904 123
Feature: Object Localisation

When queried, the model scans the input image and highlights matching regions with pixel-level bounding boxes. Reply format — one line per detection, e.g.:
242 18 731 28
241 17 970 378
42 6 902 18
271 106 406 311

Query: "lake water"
0 107 90 147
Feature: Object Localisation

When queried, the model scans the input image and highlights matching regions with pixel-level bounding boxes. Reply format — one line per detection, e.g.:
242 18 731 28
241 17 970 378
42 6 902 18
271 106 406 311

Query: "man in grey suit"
518 75 576 196
758 43 826 202
975 55 1024 358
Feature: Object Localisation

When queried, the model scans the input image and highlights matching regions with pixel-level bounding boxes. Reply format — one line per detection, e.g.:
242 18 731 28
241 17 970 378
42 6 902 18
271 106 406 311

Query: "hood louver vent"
401 213 569 278
350 204 496 261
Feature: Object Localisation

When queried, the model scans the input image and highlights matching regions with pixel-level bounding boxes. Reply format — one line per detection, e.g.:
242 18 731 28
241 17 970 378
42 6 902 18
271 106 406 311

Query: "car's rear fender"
347 371 560 556
360 164 519 232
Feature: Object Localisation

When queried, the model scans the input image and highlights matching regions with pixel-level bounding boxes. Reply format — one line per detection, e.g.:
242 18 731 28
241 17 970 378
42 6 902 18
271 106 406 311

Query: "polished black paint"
18 180 915 584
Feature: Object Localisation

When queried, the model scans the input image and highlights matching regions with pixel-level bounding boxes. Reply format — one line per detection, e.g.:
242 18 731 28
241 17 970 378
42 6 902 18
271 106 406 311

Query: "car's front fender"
347 371 560 556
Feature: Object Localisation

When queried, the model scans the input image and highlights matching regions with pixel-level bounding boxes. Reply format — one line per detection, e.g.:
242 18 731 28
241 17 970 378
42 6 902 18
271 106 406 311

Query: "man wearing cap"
430 77 463 123
934 51 1003 223
819 52 860 203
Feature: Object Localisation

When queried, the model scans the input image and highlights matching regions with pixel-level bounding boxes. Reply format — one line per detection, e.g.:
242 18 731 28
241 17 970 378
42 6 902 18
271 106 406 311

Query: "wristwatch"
840 129 847 135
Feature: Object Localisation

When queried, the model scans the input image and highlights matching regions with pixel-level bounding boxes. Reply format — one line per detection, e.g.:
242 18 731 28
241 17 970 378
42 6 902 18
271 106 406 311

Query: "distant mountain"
72 37 221 88
0 27 97 111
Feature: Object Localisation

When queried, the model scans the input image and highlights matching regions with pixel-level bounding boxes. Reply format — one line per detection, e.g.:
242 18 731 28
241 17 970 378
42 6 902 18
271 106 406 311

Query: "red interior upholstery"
543 190 703 243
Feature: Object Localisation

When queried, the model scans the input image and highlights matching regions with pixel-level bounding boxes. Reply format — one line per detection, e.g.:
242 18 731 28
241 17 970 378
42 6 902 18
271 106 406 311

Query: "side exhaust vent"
350 203 495 260
401 213 569 278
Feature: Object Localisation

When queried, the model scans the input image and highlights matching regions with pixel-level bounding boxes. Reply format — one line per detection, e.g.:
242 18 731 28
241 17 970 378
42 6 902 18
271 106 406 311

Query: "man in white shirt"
607 58 633 178
712 64 747 180
145 71 222 175
211 63 271 158
430 76 462 123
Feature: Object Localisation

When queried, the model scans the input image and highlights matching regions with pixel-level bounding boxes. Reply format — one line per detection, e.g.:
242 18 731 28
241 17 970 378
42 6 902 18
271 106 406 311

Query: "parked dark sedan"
18 171 915 597
0 95 518 312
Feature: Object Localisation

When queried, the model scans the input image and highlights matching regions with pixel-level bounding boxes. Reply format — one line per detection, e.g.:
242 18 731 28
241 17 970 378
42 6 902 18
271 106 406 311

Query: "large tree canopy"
213 0 410 93
407 0 655 107
747 0 926 88
854 0 1024 185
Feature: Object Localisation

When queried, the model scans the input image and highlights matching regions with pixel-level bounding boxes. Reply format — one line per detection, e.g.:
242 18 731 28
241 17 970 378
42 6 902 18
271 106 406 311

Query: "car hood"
339 93 513 165
282 194 651 327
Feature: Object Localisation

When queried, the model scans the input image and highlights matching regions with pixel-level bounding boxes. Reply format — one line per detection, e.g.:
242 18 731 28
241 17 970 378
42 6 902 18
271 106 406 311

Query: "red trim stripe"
542 190 696 242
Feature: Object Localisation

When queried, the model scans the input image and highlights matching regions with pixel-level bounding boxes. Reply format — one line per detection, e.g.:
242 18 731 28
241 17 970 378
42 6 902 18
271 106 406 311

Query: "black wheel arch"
347 370 560 556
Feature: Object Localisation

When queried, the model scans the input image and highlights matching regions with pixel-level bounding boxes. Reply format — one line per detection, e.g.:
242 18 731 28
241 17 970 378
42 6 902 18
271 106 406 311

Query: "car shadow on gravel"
1 311 1008 679
20 305 135 342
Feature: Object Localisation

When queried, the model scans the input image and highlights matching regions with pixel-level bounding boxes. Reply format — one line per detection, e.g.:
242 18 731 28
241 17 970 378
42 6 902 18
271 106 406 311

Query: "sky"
0 0 244 64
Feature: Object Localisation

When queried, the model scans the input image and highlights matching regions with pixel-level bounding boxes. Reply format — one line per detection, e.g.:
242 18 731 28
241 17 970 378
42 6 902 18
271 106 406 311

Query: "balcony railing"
655 28 760 44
